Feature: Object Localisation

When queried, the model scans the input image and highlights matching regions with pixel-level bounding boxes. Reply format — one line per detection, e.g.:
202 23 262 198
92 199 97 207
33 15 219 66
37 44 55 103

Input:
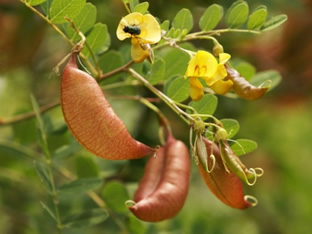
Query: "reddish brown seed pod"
226 67 269 100
128 135 191 222
197 138 252 209
61 53 154 160
133 147 166 202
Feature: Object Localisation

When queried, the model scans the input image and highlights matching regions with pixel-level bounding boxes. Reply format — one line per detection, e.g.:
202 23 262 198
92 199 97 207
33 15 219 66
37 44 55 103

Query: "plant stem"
127 68 191 125
99 60 134 80
101 80 141 90
0 100 59 126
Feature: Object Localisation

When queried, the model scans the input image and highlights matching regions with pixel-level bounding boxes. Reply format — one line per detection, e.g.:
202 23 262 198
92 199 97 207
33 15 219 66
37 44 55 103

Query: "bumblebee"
123 25 141 35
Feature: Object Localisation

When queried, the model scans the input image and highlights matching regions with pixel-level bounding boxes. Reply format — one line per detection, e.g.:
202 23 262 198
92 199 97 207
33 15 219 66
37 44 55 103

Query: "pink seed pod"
61 53 154 160
127 135 191 222
197 138 252 209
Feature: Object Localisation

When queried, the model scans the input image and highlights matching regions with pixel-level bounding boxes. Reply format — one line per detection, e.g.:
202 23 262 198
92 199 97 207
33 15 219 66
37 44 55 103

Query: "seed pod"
197 138 252 209
61 53 154 160
127 135 190 222
219 140 263 186
133 147 166 202
226 67 270 100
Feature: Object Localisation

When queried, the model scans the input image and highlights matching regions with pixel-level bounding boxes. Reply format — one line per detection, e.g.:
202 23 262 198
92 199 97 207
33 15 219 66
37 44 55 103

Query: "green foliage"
27 0 46 6
230 139 258 156
172 8 193 33
261 14 288 31
247 5 268 30
126 215 146 234
162 43 194 78
251 70 282 90
40 201 57 221
50 0 86 24
82 23 111 57
133 2 149 14
220 119 240 139
65 2 97 42
233 60 256 81
102 181 130 214
165 76 190 102
99 50 123 81
147 58 166 85
199 4 223 31
34 161 53 193
41 0 52 15
58 178 103 193
226 1 249 28
160 20 170 32
62 209 109 228
75 156 100 178
189 94 218 119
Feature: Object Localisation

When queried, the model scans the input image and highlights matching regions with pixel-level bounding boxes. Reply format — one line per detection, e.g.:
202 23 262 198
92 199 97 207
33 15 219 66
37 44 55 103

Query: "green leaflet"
102 181 129 214
40 201 57 221
165 76 190 102
82 23 111 58
50 0 86 24
65 2 97 42
133 2 149 14
250 70 282 91
231 139 258 156
34 161 53 193
220 119 240 139
62 209 109 228
261 14 288 31
199 4 223 31
58 178 103 193
247 5 268 30
172 8 193 32
189 94 218 120
148 58 166 85
233 61 256 81
226 0 249 28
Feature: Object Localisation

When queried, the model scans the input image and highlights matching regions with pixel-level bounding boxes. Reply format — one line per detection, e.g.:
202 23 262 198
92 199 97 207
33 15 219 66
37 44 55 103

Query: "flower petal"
116 12 144 41
211 79 233 95
196 51 218 77
185 51 218 78
189 77 204 101
204 64 227 86
131 37 149 63
219 53 231 64
139 14 161 44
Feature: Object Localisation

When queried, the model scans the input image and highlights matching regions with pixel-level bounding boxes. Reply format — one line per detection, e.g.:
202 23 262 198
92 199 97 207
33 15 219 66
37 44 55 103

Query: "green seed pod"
219 140 263 186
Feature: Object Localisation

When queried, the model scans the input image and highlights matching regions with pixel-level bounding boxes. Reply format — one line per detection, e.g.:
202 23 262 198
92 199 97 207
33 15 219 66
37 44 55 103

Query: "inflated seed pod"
226 67 270 100
127 135 190 222
61 53 154 160
133 147 166 202
197 138 252 209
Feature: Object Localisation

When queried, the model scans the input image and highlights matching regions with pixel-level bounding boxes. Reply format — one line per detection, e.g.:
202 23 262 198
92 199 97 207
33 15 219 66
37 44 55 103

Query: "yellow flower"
116 12 161 63
185 50 231 100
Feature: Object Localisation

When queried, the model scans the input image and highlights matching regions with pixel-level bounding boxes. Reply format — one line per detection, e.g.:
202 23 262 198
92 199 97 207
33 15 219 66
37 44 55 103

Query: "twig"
0 100 59 126
99 60 134 80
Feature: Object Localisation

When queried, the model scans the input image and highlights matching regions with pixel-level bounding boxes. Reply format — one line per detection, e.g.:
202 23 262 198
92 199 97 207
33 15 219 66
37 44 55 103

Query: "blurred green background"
1 0 312 233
